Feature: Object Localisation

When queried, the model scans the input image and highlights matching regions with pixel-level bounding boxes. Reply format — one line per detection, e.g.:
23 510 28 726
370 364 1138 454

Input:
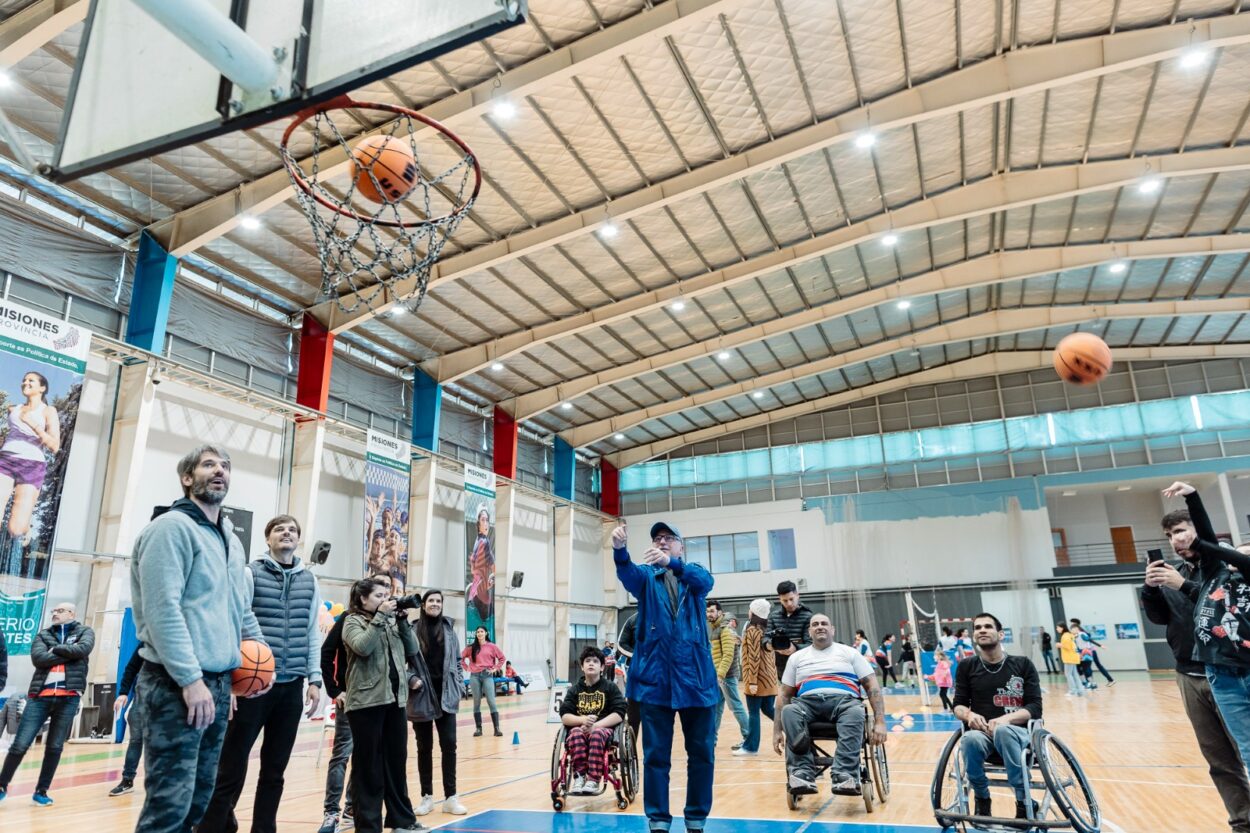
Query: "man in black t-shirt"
952 612 1043 821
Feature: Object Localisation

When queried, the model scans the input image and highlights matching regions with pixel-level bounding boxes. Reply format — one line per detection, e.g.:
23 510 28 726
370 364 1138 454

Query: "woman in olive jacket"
405 589 467 817
343 577 421 833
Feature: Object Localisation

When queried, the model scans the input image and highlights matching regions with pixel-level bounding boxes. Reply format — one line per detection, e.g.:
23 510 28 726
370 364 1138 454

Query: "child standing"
928 652 953 710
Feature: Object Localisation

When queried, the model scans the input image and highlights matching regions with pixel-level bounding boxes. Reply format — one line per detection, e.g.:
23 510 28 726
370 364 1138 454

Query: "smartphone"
1147 548 1165 564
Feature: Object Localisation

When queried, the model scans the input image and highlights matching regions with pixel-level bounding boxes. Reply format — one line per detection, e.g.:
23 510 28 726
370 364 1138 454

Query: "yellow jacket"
1059 632 1080 665
709 614 737 679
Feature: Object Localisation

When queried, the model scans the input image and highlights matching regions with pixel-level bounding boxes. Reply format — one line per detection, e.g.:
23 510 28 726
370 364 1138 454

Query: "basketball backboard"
45 0 526 181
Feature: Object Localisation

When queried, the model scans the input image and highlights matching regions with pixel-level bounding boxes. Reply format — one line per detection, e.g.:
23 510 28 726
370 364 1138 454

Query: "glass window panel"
733 532 761 572
1053 404 1144 444
769 445 805 476
882 431 921 463
768 528 797 570
1138 398 1198 435
1198 390 1250 430
684 536 709 570
669 458 696 487
1004 415 1050 450
710 534 735 573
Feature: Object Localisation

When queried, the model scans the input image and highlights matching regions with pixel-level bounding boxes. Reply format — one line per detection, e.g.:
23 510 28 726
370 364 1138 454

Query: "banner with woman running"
363 429 411 593
463 464 496 643
0 299 90 655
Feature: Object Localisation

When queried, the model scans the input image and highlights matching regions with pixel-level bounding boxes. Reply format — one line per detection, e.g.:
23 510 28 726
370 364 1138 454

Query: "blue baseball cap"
649 522 681 540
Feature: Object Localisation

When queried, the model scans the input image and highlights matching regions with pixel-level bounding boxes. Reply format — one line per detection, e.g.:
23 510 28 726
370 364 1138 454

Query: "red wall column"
493 406 519 479
601 459 620 517
296 316 335 412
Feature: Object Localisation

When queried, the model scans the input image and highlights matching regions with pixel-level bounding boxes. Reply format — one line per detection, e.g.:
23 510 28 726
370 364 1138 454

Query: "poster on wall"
0 300 90 656
1088 624 1108 641
464 464 497 643
1115 622 1141 640
220 505 253 555
363 429 411 592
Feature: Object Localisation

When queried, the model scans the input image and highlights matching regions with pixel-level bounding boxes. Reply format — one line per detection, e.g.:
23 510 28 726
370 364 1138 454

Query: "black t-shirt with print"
953 654 1042 721
558 676 627 720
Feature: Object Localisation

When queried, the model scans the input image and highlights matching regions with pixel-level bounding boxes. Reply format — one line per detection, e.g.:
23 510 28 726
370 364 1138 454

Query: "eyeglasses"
51 607 72 614
652 534 680 544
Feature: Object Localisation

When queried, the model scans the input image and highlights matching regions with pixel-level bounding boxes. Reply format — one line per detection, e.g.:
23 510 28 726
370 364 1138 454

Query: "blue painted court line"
437 808 942 833
885 712 961 733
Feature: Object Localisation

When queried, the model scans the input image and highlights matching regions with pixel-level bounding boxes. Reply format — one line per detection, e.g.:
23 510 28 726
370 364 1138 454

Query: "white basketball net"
281 109 478 315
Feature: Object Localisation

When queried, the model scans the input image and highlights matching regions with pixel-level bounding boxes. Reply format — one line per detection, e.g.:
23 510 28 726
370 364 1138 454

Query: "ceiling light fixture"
614 433 626 440
561 402 573 411
1180 47 1211 69
239 215 261 230
670 300 686 312
1138 177 1163 195
752 391 764 399
854 131 877 149
490 362 504 372
717 351 731 361
1109 261 1127 274
1117 485 1132 491
896 299 911 310
881 233 899 247
1062 490 1077 497
0 71 11 88
389 306 407 316
598 220 619 239
492 99 517 120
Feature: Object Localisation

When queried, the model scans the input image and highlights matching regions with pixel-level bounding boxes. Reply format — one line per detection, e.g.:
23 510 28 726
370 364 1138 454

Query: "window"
684 536 710 570
710 534 735 573
733 532 760 572
568 624 597 639
768 528 797 570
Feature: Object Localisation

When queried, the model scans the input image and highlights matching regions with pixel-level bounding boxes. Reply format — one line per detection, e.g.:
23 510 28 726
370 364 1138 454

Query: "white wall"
1059 584 1147 671
1047 492 1112 549
981 588 1052 668
316 436 368 579
1103 490 1168 546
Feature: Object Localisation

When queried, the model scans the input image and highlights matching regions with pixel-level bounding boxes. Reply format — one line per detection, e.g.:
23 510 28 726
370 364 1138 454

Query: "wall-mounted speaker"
309 540 332 565
510 570 524 589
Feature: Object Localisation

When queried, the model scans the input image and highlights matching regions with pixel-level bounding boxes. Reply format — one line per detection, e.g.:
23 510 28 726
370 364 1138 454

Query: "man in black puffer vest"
199 515 323 833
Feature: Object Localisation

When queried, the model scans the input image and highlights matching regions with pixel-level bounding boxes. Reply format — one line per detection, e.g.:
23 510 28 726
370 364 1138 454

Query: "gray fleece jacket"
131 498 263 687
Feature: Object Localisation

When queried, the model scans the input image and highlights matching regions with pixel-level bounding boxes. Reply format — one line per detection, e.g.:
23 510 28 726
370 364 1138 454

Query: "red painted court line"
2 705 554 796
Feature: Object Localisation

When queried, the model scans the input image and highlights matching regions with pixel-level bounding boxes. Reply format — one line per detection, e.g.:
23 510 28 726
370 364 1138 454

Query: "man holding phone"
1142 498 1250 832
766 582 815 679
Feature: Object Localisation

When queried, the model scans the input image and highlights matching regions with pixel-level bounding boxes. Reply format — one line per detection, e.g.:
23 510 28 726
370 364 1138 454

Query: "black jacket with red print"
1188 491 1250 669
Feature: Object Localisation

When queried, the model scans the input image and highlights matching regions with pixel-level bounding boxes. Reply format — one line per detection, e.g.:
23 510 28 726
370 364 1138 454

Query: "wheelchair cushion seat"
808 721 840 738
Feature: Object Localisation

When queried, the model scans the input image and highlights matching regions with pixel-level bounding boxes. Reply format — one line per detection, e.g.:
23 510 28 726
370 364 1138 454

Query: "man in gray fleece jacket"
129 445 265 833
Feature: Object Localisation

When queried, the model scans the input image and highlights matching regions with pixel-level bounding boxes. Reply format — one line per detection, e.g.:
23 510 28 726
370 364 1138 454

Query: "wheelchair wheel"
870 741 890 804
862 778 874 813
786 789 800 811
930 729 971 827
550 726 568 811
616 725 639 805
1035 729 1101 833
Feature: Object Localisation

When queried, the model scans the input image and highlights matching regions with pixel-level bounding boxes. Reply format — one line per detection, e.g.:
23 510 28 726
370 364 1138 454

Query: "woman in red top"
461 626 506 737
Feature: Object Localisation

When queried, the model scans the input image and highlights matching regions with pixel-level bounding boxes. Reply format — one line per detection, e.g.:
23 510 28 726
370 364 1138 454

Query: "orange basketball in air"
1053 332 1112 386
352 135 418 204
231 639 275 696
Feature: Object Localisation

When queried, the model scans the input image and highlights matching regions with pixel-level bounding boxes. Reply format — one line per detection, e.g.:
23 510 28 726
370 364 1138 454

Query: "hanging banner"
363 429 411 592
464 464 497 643
0 300 90 655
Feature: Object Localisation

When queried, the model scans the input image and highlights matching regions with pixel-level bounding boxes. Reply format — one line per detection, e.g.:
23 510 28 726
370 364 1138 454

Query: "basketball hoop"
279 95 482 316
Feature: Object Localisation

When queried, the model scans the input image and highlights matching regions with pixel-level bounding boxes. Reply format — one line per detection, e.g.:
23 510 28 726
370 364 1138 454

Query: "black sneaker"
1015 799 1040 819
787 773 818 796
974 796 993 817
109 779 135 797
317 812 338 833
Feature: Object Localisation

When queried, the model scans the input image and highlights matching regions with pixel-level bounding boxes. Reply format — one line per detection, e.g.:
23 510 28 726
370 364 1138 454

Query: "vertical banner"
363 429 411 592
0 300 90 656
464 464 497 643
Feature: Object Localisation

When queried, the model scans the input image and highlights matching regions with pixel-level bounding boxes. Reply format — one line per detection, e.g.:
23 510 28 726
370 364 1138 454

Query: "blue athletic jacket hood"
614 546 718 709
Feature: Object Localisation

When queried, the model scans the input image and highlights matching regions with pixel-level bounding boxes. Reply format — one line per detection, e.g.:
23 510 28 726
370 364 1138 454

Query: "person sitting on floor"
559 646 627 796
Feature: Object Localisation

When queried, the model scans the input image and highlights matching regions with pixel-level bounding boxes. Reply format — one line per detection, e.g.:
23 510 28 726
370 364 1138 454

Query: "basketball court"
0 1 1249 833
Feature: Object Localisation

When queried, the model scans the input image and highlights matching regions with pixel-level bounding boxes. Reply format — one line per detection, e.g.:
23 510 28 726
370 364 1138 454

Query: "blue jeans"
743 694 775 753
713 677 749 741
123 703 145 780
1207 664 1250 769
0 694 81 792
640 703 716 831
961 724 1031 801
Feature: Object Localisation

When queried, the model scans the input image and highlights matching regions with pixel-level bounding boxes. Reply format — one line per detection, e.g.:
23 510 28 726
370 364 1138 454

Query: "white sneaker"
732 747 757 756
584 780 600 795
414 795 434 817
570 774 587 795
443 795 467 815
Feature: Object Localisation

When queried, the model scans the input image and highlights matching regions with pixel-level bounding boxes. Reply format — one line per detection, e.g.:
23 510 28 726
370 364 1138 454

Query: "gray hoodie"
131 498 263 687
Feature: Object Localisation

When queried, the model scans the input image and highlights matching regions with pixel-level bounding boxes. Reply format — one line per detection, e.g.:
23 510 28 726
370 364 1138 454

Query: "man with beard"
1144 485 1250 832
129 445 266 833
952 613 1042 822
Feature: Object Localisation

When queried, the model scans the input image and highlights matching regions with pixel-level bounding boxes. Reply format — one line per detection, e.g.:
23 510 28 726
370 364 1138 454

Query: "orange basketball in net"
351 135 418 204
1053 332 1112 385
231 639 275 697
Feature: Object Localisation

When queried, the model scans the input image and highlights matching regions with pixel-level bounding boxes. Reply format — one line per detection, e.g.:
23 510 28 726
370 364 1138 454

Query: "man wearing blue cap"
611 520 718 833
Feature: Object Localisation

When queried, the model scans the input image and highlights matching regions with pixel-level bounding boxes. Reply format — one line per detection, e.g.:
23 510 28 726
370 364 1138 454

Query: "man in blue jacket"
612 520 717 833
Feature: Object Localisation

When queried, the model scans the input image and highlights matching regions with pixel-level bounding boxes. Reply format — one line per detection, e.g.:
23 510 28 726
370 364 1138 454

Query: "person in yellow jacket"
706 600 749 746
1057 624 1084 697
737 598 779 755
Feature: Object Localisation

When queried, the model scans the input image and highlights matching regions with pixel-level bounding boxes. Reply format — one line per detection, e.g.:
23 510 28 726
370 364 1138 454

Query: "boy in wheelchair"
952 612 1043 821
773 614 888 795
558 646 627 796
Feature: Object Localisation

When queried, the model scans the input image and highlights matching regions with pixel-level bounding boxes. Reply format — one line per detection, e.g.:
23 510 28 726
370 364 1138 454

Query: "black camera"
766 628 791 650
395 594 422 613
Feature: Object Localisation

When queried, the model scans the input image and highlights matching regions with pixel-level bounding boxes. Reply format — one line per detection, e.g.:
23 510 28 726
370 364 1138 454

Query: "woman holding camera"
406 590 466 816
342 577 421 833
738 598 778 755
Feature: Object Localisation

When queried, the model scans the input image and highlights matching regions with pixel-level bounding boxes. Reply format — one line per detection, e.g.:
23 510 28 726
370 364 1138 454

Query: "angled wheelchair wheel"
617 725 639 805
786 788 800 811
862 777 875 813
550 726 568 811
1035 729 1101 833
870 741 890 803
930 729 970 829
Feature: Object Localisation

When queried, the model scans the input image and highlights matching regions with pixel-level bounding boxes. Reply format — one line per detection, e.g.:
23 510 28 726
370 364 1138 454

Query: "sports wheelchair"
784 704 890 813
930 721 1099 833
549 723 638 811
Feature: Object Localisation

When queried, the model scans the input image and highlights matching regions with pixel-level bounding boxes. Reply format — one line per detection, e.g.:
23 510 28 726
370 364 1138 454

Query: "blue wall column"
412 368 442 453
125 231 178 353
554 436 576 500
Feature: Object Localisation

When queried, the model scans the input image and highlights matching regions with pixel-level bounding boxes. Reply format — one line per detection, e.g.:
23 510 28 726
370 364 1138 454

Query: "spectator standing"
200 515 323 833
1144 492 1250 833
1040 630 1058 674
461 626 505 738
939 626 957 655
109 643 147 797
875 635 899 686
928 652 953 711
612 521 718 833
1057 625 1083 697
707 600 749 747
318 611 354 833
0 601 94 805
736 598 778 756
1069 619 1114 686
408 590 466 817
765 582 814 679
898 635 917 685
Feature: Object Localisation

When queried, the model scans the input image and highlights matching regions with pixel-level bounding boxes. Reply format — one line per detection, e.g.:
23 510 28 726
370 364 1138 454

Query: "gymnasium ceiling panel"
5 1 1250 466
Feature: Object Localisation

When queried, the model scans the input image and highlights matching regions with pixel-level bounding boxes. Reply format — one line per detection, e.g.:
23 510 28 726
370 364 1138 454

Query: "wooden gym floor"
0 673 1218 831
